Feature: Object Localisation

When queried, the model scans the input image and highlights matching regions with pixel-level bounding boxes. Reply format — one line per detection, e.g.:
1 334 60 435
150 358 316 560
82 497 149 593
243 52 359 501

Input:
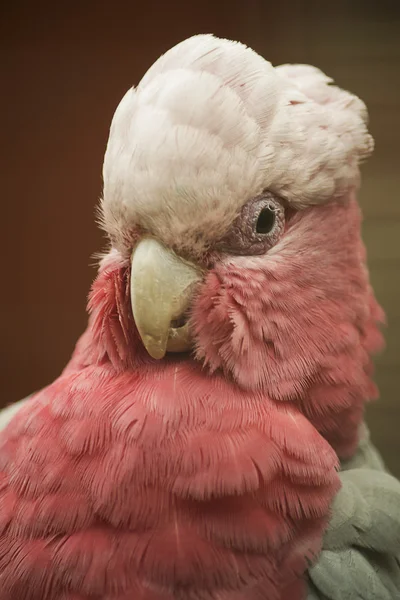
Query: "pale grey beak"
130 238 203 359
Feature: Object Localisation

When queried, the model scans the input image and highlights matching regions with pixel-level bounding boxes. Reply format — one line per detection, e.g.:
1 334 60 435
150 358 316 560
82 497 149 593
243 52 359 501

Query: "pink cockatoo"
0 35 388 600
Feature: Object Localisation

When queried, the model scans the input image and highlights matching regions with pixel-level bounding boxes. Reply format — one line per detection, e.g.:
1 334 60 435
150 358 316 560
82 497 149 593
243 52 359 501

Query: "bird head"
86 34 384 454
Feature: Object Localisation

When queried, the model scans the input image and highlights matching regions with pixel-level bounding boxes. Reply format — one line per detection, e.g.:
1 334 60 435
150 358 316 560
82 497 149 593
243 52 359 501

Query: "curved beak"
130 238 203 359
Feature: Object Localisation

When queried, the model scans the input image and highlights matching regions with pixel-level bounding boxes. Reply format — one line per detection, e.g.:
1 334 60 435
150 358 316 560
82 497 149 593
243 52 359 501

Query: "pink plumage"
0 34 384 599
0 314 339 599
193 196 384 458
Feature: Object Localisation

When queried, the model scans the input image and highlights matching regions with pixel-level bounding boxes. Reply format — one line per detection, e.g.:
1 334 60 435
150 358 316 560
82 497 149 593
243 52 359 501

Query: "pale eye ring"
216 192 285 256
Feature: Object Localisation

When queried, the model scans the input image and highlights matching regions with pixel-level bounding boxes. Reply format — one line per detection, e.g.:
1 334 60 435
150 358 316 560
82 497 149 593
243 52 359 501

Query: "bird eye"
216 192 285 256
256 205 276 234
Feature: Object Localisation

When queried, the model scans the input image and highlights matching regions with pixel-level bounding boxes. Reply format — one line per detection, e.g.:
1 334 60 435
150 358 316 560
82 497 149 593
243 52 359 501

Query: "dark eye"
256 206 276 234
216 191 285 256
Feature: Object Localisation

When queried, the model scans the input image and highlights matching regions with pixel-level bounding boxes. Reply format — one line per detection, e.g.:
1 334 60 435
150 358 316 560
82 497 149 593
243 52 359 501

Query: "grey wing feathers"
307 463 400 599
340 422 386 473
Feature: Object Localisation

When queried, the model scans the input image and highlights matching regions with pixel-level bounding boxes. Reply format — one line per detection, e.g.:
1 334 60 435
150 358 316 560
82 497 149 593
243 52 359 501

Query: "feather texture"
0 359 339 599
0 34 388 600
307 469 400 599
192 196 384 458
101 34 372 256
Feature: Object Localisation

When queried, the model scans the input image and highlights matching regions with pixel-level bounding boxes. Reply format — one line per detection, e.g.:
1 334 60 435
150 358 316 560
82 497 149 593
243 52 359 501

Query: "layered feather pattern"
192 197 384 458
0 337 339 598
102 34 373 256
0 33 385 600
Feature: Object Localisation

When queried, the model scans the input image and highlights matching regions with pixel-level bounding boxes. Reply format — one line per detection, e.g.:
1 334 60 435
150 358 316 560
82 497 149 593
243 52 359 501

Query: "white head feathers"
101 34 373 254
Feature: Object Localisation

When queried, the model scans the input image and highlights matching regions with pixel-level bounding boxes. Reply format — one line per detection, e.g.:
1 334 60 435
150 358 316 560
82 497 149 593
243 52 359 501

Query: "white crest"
101 34 373 254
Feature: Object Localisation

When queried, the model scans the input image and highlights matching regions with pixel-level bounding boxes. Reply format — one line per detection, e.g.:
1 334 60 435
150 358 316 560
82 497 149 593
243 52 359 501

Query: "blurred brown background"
1 1 399 473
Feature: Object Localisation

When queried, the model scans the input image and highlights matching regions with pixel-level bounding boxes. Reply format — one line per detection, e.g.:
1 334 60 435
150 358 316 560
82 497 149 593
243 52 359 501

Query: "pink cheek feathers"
191 196 385 458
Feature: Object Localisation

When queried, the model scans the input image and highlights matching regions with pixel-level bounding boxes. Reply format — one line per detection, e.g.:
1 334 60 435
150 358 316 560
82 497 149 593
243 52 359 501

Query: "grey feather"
309 547 399 600
341 423 386 473
323 469 400 553
307 425 400 600
307 582 330 600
